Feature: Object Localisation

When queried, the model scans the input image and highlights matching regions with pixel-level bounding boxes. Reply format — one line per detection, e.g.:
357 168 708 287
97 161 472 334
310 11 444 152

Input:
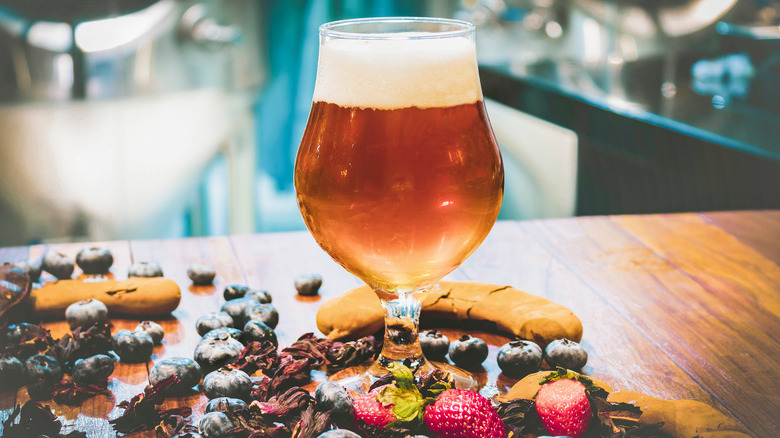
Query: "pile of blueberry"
0 299 167 400
420 330 588 378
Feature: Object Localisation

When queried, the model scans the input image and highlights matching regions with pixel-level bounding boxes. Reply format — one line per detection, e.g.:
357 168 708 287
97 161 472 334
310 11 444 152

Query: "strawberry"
424 388 506 438
353 364 429 433
353 387 397 429
534 378 592 438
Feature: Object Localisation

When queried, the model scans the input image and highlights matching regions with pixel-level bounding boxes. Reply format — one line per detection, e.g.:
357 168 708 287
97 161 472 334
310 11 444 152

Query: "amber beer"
295 24 504 294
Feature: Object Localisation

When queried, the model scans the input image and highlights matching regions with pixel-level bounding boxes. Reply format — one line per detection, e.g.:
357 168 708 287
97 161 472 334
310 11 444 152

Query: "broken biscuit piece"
316 281 582 347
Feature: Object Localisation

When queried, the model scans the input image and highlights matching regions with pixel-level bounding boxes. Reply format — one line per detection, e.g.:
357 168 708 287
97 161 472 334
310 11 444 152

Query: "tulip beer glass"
295 17 504 390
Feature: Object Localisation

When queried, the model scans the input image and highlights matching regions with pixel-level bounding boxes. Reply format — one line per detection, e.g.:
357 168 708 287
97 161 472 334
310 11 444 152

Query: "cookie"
316 281 583 347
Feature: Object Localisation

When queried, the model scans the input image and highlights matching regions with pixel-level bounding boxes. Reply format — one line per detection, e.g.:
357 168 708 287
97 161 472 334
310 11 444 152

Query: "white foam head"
313 34 482 110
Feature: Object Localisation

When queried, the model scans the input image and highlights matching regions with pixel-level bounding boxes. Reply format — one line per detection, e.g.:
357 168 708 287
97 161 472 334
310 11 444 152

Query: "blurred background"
0 0 777 246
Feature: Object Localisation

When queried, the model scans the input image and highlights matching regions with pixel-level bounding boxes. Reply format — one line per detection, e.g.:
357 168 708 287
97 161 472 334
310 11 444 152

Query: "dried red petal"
52 378 110 405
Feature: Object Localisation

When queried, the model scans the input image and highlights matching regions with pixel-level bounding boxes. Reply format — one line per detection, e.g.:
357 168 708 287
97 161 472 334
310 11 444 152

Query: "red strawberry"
424 388 506 438
353 388 397 429
535 378 592 438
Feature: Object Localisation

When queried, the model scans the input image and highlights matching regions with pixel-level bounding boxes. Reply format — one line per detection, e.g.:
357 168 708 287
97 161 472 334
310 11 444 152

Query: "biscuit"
316 281 582 347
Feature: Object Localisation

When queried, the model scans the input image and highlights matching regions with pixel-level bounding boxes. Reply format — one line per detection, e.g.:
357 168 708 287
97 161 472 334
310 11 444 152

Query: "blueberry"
14 259 42 283
294 274 322 296
202 327 243 343
315 381 354 426
242 320 278 347
223 285 249 301
41 251 74 280
135 321 164 345
76 246 113 274
545 338 588 370
204 397 248 414
196 312 234 336
65 298 108 331
187 263 216 285
448 335 488 370
194 336 244 373
220 297 260 327
247 289 272 304
150 357 202 394
72 354 115 384
172 433 203 438
0 355 24 391
128 261 163 278
199 411 235 438
420 330 450 361
112 329 154 363
243 303 279 329
24 354 63 400
1 322 40 347
317 430 362 438
497 340 542 378
201 367 252 400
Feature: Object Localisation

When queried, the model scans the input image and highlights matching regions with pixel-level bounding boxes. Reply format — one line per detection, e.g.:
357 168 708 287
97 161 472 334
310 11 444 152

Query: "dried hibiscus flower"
47 322 112 371
52 378 111 405
3 401 86 437
230 340 279 375
280 333 332 368
326 335 378 372
109 375 192 434
0 322 55 360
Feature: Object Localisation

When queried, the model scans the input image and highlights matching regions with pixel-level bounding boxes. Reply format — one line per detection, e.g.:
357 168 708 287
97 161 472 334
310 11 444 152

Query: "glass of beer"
295 17 504 390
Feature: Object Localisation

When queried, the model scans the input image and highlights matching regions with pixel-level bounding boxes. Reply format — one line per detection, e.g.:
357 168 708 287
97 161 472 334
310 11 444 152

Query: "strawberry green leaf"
377 382 427 426
387 363 415 390
537 367 609 399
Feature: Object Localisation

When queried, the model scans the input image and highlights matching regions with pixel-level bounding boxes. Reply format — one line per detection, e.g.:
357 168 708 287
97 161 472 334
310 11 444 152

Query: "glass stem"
370 290 433 374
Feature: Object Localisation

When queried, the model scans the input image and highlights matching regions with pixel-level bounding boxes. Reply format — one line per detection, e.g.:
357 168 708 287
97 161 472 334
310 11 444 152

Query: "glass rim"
319 17 475 40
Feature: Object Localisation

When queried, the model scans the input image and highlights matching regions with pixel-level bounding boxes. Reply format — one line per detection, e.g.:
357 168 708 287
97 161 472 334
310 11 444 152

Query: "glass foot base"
329 361 479 394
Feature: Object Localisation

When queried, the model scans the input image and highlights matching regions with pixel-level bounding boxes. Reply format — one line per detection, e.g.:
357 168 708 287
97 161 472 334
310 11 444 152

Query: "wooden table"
0 211 778 437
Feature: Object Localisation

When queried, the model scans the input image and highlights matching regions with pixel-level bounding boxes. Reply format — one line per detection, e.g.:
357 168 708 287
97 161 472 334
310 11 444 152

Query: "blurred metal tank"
0 0 265 245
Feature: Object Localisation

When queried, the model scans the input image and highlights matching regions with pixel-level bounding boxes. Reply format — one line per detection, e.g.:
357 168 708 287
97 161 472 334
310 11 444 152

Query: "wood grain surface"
0 211 778 437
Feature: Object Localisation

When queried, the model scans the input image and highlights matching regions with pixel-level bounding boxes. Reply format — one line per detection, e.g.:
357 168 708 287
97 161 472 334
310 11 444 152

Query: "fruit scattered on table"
204 396 249 414
545 338 588 370
24 354 63 400
150 357 202 394
535 378 592 438
497 339 543 378
202 367 252 400
42 250 74 280
198 411 235 438
244 302 279 328
135 320 165 345
242 320 278 346
315 380 355 426
202 326 243 343
72 353 115 385
448 334 488 369
14 258 42 282
425 388 507 438
295 273 323 296
187 263 216 285
223 284 249 300
75 246 113 275
420 329 450 361
196 311 235 336
248 288 273 303
194 335 244 372
128 261 163 278
0 354 24 391
317 429 362 437
65 298 108 330
221 296 262 327
112 329 154 363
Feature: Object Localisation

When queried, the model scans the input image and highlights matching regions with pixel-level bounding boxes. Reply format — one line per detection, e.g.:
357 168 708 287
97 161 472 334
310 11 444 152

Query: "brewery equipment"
0 0 265 245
